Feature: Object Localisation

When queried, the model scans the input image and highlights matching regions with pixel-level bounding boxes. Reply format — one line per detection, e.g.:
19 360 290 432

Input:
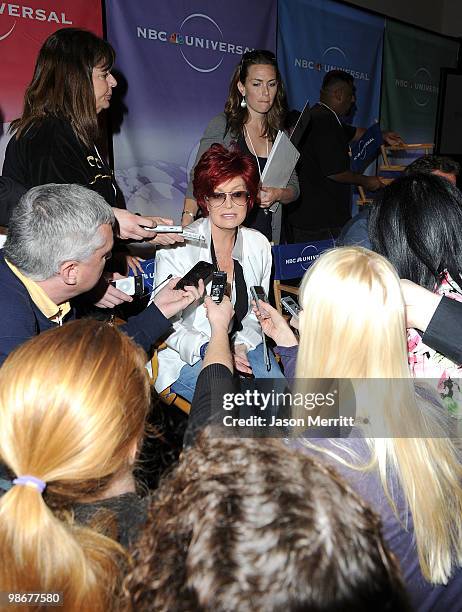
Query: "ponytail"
0 319 151 610
0 478 124 611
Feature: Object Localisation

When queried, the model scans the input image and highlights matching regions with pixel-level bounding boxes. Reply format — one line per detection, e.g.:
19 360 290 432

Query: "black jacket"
3 116 117 206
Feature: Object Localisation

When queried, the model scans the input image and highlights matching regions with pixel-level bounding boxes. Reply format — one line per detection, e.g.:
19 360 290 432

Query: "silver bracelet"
182 210 195 218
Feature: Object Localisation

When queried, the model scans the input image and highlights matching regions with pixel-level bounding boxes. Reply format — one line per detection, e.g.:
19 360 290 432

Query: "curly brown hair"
224 50 288 142
123 432 410 612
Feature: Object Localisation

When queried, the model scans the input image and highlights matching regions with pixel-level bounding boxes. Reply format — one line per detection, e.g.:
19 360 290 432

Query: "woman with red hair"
182 50 299 244
154 144 284 402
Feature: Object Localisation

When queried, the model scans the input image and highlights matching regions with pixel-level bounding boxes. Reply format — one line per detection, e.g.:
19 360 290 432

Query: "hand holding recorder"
153 277 205 319
252 299 298 348
93 273 135 308
204 295 234 331
116 212 184 244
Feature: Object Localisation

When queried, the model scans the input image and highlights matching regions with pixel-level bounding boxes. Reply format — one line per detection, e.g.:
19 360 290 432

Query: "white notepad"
261 130 300 189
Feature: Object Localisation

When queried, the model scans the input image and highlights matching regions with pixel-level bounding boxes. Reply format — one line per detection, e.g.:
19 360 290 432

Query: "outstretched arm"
202 296 235 372
329 171 385 191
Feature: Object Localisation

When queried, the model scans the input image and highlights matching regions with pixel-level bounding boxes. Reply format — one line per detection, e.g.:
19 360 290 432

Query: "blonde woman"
251 247 462 610
0 320 152 611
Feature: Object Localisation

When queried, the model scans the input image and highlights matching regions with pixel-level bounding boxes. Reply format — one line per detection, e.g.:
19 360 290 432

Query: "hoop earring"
240 95 247 109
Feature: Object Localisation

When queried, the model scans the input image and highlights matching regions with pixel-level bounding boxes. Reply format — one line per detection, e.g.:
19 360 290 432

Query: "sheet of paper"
290 100 311 149
261 131 300 189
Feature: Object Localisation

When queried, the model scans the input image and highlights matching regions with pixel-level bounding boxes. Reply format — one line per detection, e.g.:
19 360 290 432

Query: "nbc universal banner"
277 0 384 128
105 0 276 219
0 0 103 166
381 20 459 145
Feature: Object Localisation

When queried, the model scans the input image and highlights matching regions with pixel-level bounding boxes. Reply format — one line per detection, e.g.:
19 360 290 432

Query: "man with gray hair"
0 183 201 365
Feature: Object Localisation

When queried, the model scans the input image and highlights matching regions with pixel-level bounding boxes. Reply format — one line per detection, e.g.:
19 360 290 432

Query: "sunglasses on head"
241 49 276 64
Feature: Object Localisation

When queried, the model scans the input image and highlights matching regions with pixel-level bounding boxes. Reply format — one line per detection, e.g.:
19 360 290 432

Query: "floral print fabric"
408 272 462 417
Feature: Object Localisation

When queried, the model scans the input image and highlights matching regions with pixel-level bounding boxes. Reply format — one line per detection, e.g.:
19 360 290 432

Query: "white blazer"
154 217 272 393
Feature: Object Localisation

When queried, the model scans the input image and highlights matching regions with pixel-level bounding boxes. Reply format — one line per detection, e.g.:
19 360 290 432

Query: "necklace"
318 102 343 127
243 125 269 181
211 233 235 293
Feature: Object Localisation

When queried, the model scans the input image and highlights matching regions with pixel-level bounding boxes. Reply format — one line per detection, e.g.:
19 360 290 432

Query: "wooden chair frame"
379 143 434 173
150 342 191 415
273 279 300 315
356 143 434 205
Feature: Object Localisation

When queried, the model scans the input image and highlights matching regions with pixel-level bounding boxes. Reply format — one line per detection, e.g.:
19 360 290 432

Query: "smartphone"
175 261 214 290
280 296 301 320
111 275 144 297
210 271 227 303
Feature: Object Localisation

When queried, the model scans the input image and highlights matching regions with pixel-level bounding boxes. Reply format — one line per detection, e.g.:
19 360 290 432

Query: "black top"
231 259 247 334
288 103 356 231
210 235 247 335
423 296 462 364
184 363 236 448
0 462 148 549
236 132 273 241
0 177 27 226
73 493 149 548
2 116 118 207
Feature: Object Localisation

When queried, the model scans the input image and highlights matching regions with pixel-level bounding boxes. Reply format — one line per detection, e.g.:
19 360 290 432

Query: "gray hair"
4 183 115 280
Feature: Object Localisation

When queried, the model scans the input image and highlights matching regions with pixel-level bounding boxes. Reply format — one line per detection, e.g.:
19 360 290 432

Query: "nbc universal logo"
285 243 326 271
137 13 252 73
395 67 437 108
295 46 370 81
0 3 72 41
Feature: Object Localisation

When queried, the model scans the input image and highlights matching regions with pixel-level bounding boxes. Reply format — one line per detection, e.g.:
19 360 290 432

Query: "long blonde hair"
0 320 151 611
294 246 462 584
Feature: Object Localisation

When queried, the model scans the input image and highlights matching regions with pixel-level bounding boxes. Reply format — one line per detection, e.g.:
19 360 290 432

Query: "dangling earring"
240 95 247 108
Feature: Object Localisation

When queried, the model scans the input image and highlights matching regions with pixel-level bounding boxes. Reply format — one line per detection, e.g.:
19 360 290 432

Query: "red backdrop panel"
0 1 103 122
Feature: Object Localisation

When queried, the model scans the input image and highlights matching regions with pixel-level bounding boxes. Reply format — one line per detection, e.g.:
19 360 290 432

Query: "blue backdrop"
277 0 385 128
106 0 277 221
